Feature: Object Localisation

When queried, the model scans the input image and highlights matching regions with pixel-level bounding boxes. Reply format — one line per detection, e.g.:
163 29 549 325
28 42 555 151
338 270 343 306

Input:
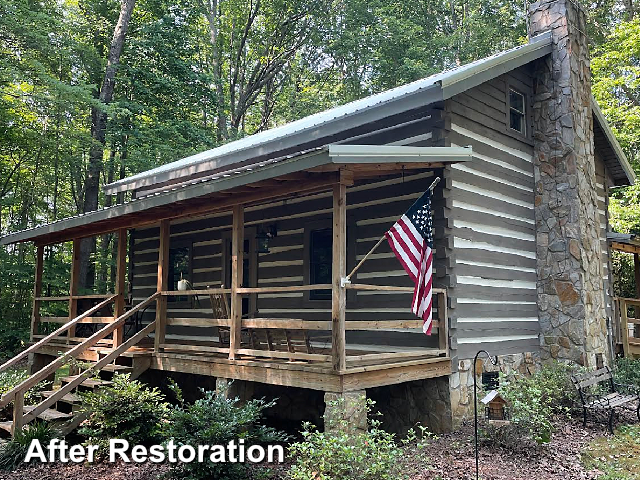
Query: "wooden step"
0 421 12 434
23 406 73 421
101 364 133 373
60 376 113 389
97 347 153 358
40 391 82 404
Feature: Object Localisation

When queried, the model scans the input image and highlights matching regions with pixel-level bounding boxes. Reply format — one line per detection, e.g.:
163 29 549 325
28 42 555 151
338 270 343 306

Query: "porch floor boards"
30 341 450 392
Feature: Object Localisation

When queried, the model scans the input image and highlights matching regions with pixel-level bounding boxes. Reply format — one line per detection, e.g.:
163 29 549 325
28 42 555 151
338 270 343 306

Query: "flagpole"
344 176 440 283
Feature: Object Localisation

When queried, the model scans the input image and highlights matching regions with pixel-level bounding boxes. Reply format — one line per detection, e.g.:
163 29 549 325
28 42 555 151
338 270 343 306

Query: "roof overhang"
103 32 553 197
439 31 552 99
592 100 636 187
608 232 640 255
0 145 472 246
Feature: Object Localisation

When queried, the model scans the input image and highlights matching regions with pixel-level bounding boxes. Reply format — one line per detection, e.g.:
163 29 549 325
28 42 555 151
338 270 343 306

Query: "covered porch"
609 233 640 358
0 144 471 435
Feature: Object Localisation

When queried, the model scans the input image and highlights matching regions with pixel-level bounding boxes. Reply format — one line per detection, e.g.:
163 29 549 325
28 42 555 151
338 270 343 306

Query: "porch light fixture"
256 225 277 253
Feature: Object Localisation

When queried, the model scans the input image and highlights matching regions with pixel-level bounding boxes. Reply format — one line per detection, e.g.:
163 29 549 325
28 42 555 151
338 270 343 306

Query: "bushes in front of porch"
288 398 422 480
74 374 429 480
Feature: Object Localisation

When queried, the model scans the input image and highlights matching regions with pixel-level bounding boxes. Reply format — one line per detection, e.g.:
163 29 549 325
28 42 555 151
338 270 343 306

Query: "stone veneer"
529 0 609 367
368 377 453 434
449 352 540 423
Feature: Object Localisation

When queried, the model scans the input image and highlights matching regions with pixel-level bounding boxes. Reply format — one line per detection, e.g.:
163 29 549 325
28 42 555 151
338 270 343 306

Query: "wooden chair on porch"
207 286 317 357
207 286 257 348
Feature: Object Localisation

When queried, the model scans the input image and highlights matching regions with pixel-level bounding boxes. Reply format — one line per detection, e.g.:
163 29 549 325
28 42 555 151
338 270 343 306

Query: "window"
309 229 332 300
168 246 190 302
482 371 500 390
509 88 526 135
221 232 256 317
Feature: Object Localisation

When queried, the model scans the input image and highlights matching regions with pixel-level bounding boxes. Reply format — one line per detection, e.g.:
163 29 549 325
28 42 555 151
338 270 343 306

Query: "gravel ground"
0 418 616 480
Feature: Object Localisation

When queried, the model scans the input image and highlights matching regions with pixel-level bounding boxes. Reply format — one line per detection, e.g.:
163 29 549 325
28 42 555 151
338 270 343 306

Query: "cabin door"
223 227 257 317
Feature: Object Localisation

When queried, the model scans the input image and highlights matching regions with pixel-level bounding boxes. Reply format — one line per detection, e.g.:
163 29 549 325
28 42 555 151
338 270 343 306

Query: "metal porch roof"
0 145 472 246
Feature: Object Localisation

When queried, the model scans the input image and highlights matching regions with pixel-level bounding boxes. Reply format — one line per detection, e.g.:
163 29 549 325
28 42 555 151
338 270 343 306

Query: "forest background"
1 0 639 352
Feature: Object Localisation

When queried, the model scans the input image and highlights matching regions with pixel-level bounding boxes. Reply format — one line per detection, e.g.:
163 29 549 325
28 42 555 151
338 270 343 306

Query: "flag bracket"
343 176 440 284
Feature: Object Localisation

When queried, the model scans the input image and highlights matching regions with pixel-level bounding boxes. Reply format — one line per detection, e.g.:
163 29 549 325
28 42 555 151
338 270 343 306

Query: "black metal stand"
473 349 498 480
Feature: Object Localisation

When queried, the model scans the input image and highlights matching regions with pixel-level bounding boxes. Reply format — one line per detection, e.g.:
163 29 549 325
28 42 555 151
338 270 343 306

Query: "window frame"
508 87 527 136
167 239 193 305
308 227 333 301
303 218 356 304
221 226 257 317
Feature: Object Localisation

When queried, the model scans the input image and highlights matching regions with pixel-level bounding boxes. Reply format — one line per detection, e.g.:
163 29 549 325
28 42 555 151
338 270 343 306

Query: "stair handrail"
0 294 118 374
0 292 160 409
22 319 158 425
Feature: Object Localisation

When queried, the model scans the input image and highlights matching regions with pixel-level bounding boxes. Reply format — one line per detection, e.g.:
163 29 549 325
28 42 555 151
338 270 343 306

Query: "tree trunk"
79 0 136 290
201 0 228 142
97 148 116 292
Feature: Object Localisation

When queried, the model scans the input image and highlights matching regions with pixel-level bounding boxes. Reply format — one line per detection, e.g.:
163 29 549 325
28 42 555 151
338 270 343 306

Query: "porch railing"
31 294 119 345
0 292 159 435
617 297 640 357
157 284 449 370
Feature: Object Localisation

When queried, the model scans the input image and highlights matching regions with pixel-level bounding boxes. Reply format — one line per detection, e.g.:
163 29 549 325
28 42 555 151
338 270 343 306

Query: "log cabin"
0 0 635 436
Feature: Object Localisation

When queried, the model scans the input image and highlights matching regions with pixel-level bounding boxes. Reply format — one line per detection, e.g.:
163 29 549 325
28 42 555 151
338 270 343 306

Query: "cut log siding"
130 168 446 352
447 67 540 359
595 154 614 321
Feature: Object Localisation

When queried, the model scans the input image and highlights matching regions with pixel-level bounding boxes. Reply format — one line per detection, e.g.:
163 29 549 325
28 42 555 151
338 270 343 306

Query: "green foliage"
496 362 578 445
0 369 49 419
614 357 640 387
288 400 402 480
79 373 168 452
0 421 54 470
592 19 640 251
165 385 287 480
583 424 640 479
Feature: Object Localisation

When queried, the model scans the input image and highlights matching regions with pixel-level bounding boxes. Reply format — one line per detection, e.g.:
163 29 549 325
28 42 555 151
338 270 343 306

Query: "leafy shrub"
79 373 168 452
165 385 287 480
614 357 640 387
0 421 54 470
0 330 26 361
288 400 402 480
0 369 49 420
494 362 578 445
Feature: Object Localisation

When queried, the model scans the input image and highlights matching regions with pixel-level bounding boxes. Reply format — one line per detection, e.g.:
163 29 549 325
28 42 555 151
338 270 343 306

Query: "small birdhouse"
481 390 509 423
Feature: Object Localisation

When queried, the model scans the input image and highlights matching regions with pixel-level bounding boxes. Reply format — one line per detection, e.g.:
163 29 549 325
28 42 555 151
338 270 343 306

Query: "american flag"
384 189 434 335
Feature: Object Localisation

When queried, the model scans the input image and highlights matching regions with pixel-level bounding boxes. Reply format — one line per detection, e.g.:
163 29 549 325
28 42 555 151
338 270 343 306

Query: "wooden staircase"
0 293 159 437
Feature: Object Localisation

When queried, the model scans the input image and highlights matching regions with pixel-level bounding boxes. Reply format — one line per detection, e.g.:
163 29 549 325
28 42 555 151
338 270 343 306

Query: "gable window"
309 228 332 300
168 245 190 302
509 89 526 135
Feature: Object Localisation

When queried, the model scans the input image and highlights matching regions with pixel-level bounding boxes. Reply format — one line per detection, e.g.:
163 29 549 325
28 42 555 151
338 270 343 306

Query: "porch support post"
155 220 170 352
332 170 350 372
634 253 640 338
113 228 127 347
30 245 44 342
229 205 244 360
68 238 81 341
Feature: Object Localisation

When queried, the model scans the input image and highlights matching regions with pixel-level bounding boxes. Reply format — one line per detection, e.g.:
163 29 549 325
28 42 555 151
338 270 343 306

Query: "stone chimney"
529 0 608 366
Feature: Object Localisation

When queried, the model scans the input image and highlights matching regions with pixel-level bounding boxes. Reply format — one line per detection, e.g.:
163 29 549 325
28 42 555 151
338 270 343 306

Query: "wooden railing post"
621 298 630 358
30 245 44 342
67 239 81 342
229 205 244 361
11 389 24 437
332 172 349 372
113 228 127 348
634 253 640 339
438 291 449 356
155 221 170 352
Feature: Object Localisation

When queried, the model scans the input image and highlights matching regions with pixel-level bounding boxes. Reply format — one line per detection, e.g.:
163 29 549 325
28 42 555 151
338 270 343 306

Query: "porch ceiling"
0 145 472 246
